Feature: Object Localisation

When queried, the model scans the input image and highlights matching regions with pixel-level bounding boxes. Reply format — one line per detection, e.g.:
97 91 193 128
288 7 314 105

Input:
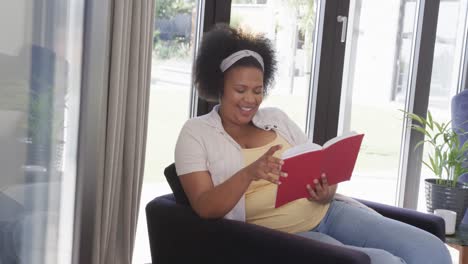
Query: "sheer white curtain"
91 0 154 263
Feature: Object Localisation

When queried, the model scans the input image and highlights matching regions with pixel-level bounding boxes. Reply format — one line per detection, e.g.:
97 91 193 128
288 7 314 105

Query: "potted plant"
404 110 468 226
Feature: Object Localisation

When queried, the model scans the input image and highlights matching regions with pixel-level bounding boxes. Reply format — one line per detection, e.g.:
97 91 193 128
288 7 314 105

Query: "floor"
132 182 461 264
133 182 172 264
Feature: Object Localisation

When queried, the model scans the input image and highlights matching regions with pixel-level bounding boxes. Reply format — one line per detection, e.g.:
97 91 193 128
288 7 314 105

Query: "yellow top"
242 133 329 234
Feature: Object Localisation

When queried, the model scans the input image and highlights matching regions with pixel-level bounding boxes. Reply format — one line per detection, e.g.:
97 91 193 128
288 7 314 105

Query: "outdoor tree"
153 0 194 59
154 0 192 19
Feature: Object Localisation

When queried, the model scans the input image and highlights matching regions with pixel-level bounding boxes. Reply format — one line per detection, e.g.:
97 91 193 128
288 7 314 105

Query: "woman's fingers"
320 173 328 187
307 184 319 200
313 179 323 193
266 162 287 176
263 169 286 184
267 155 284 166
266 150 284 169
265 144 282 156
307 174 331 202
264 149 285 179
258 170 280 184
270 175 281 184
249 144 286 183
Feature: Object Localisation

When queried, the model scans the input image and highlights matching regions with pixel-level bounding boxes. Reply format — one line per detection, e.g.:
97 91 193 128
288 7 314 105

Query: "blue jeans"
296 200 451 264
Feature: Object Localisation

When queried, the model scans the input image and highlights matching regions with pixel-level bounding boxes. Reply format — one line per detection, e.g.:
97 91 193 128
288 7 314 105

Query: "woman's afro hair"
194 23 277 102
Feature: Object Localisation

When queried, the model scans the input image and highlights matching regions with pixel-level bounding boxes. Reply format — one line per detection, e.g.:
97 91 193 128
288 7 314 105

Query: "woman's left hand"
306 173 337 204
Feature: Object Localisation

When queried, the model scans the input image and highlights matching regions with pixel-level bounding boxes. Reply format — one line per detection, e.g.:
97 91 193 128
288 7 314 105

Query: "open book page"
323 131 358 149
281 141 322 160
281 131 359 159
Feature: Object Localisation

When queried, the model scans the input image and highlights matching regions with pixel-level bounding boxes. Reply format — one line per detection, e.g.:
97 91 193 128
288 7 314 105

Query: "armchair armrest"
356 199 445 242
146 194 370 264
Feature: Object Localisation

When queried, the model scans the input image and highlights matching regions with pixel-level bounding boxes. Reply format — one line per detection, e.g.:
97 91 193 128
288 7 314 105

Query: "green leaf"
434 121 443 133
442 121 452 132
427 111 434 130
422 160 436 175
403 108 468 183
411 114 426 126
414 140 427 150
412 125 432 138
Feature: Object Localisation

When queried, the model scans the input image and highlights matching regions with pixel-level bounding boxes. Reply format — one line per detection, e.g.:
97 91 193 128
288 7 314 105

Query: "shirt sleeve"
174 121 209 176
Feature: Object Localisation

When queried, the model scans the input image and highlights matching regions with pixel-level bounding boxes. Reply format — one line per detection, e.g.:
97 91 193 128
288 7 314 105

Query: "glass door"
336 0 418 205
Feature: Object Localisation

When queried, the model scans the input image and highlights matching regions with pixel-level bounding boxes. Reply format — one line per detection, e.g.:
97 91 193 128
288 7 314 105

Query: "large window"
336 0 468 208
133 1 203 263
336 0 418 205
231 0 317 130
134 0 465 262
0 0 84 263
229 0 468 211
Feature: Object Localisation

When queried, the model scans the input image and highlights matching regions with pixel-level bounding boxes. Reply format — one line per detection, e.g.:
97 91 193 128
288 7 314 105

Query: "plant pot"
425 178 468 227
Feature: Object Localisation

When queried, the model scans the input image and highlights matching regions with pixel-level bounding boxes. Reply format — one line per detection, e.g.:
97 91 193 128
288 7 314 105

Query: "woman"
175 24 451 264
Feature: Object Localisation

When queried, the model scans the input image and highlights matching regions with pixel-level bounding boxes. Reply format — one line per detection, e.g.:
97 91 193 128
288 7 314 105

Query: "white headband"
219 50 264 72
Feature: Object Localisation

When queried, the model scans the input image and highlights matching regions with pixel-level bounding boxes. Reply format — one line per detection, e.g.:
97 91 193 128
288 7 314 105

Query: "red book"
275 132 364 208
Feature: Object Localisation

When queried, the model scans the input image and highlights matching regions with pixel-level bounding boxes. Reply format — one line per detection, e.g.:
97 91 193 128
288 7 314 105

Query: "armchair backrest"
164 163 190 206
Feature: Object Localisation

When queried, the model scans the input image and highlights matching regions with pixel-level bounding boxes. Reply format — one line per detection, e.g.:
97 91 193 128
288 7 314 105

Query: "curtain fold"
92 1 154 263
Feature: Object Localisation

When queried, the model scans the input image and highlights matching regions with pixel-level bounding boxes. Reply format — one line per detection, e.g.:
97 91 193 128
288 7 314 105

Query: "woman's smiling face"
219 66 264 126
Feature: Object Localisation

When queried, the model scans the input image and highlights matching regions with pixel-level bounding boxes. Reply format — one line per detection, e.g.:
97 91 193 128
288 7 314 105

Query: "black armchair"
146 163 446 264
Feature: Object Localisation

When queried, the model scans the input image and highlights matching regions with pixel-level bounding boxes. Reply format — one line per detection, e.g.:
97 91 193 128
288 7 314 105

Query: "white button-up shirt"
175 105 308 221
174 105 369 221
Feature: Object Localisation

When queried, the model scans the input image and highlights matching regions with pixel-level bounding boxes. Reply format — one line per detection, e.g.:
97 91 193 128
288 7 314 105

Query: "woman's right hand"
243 144 288 184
